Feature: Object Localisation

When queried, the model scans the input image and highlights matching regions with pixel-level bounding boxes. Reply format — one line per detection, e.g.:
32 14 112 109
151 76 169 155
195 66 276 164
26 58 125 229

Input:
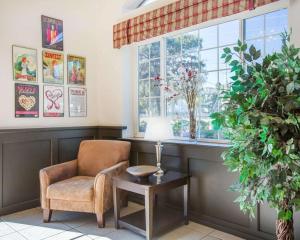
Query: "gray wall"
1 127 299 240
0 126 125 216
128 139 300 240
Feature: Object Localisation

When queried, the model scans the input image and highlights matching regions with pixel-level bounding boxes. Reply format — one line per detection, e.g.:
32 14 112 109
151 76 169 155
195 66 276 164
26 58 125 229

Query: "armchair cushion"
47 176 95 202
40 160 78 209
78 140 131 176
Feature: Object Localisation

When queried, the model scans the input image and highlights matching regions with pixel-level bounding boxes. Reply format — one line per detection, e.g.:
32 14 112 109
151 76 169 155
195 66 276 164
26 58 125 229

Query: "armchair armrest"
39 160 78 209
94 161 129 213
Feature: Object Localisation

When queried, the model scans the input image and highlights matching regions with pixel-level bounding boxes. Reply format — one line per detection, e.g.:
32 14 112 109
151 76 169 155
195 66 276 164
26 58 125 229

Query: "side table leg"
145 189 154 240
184 184 189 225
113 184 120 229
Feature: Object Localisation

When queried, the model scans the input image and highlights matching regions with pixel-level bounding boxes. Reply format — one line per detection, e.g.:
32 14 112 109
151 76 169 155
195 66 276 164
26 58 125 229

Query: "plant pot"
276 213 294 240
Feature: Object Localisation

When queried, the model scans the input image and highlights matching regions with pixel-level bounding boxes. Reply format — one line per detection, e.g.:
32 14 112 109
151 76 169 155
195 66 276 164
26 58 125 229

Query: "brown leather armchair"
39 140 131 228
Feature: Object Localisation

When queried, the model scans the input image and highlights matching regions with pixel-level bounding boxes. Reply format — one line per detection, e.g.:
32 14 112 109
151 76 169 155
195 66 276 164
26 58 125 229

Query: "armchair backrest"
77 140 131 176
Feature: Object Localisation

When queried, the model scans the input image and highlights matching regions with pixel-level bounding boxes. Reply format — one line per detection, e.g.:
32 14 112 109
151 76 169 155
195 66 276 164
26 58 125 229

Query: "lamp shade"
144 117 174 141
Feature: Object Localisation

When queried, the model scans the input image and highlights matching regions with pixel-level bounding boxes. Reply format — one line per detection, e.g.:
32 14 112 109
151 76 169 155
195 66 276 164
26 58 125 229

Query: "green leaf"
244 53 252 62
225 55 232 63
223 47 231 54
268 144 273 153
210 112 225 130
292 199 300 211
241 43 247 51
278 210 293 221
229 60 239 67
231 75 238 81
239 169 249 183
286 82 295 94
233 46 240 52
253 50 261 60
221 53 227 59
287 138 294 145
249 45 256 57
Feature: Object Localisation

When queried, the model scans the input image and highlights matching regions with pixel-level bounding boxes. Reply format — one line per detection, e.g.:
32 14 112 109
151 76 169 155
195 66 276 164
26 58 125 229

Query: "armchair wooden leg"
96 213 105 228
43 209 52 223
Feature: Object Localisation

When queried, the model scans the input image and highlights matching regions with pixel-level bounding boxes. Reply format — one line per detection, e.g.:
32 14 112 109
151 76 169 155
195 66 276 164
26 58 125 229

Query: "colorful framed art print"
12 45 37 82
67 55 86 85
42 51 64 84
15 83 39 118
41 15 64 51
43 85 64 117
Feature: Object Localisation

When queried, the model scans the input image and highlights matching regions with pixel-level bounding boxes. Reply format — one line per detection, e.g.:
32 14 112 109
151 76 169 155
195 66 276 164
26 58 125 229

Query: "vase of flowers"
155 66 203 140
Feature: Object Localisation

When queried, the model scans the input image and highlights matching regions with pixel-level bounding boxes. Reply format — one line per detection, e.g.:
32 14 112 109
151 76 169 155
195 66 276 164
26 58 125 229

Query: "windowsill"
123 137 230 148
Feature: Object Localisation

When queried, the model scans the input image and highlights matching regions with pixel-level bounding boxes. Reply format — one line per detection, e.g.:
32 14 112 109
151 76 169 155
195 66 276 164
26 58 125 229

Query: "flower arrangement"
155 66 204 139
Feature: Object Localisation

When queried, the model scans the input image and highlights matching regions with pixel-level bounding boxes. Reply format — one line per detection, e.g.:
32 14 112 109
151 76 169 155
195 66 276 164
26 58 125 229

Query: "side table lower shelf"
118 206 186 238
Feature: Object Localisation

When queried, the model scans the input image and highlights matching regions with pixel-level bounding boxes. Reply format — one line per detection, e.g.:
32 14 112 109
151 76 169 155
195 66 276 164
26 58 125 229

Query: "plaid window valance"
113 0 279 49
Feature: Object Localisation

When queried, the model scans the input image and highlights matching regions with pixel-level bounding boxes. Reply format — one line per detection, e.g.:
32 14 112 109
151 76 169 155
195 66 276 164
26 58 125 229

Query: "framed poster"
43 51 64 84
68 87 87 117
67 55 86 85
15 83 39 118
41 15 63 51
43 85 64 117
12 45 37 82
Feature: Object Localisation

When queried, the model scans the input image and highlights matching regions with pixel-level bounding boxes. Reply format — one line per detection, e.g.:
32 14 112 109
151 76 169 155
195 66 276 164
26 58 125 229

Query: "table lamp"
144 117 174 176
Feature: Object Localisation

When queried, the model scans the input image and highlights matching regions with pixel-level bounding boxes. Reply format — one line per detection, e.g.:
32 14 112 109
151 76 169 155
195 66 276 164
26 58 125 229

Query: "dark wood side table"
113 171 189 240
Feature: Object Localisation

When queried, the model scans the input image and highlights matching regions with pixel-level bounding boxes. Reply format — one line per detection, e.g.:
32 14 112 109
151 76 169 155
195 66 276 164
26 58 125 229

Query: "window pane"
203 71 218 89
137 41 161 133
200 90 219 117
149 98 160 116
167 97 188 117
219 70 233 89
138 45 149 61
150 79 160 97
182 54 199 71
265 9 288 36
150 42 160 59
139 62 149 79
138 80 149 98
166 57 182 78
172 118 190 138
150 59 160 78
219 21 240 46
200 26 217 49
200 49 218 72
199 118 218 139
139 99 149 117
265 35 282 55
182 30 199 54
166 36 181 56
139 119 147 132
167 97 189 138
245 15 264 40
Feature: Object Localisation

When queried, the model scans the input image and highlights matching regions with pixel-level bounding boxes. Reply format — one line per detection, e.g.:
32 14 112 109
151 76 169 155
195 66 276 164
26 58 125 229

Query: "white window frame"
133 0 288 140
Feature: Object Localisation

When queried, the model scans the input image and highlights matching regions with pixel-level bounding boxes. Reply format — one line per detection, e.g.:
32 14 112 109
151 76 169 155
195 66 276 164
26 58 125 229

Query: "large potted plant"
211 33 300 240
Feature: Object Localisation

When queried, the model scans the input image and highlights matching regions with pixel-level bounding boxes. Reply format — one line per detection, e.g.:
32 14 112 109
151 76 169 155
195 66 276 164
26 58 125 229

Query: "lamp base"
153 168 164 176
154 141 164 177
